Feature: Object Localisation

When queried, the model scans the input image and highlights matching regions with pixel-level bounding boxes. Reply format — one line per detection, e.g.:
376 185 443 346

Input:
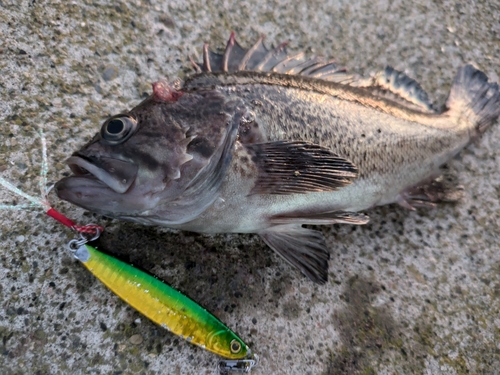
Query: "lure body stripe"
75 244 249 359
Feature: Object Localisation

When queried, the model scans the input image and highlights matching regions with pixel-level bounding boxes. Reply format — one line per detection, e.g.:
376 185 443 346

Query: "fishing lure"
0 130 257 373
68 237 252 361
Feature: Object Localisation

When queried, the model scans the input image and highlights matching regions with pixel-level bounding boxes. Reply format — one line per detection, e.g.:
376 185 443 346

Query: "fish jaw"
55 155 163 217
66 155 138 194
56 175 124 213
55 172 166 218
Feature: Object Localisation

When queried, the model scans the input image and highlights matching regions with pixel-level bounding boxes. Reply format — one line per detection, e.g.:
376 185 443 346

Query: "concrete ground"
1 0 499 374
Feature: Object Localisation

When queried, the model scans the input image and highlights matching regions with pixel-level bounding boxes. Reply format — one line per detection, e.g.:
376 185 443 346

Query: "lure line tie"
46 207 104 238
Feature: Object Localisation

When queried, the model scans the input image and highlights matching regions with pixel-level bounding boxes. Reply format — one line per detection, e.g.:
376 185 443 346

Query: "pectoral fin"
259 225 330 284
245 141 358 195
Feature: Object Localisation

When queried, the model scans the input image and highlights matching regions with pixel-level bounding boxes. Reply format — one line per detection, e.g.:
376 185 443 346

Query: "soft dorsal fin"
190 33 436 113
355 66 434 113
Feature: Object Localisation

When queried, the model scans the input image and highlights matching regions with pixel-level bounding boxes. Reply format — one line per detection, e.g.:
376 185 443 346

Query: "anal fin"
398 174 465 210
259 225 330 284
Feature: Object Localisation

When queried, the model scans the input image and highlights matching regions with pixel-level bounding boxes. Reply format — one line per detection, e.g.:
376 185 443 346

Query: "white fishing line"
0 129 52 211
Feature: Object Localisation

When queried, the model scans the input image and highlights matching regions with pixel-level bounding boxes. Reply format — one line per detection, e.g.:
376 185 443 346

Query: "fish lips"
55 155 138 205
55 175 120 211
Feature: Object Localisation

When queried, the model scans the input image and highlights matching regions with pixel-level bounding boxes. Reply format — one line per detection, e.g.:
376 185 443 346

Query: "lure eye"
101 116 137 145
230 339 242 354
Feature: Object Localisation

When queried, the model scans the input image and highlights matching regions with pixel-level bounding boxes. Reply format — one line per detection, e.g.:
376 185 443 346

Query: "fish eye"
101 116 137 145
230 339 242 354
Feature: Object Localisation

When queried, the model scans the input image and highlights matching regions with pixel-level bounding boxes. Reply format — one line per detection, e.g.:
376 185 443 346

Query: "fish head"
55 81 239 224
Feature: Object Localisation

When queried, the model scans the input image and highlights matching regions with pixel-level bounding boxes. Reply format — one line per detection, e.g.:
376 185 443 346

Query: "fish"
55 33 500 284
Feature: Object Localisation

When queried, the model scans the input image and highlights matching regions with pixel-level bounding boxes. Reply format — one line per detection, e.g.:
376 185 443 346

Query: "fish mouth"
65 155 138 194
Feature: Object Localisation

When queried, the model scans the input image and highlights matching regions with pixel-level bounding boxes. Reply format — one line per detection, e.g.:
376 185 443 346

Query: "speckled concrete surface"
1 1 499 374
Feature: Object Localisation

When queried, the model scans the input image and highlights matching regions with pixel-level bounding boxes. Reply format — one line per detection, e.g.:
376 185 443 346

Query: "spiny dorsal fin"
191 33 436 113
193 32 346 78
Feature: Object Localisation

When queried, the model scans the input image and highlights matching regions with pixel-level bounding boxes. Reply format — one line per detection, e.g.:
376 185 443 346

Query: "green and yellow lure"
72 243 250 360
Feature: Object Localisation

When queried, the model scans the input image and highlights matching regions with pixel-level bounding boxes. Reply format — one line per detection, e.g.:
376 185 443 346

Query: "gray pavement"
1 1 499 374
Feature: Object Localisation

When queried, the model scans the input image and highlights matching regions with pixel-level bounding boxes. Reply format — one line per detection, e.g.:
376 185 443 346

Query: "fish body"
173 73 469 233
55 34 500 284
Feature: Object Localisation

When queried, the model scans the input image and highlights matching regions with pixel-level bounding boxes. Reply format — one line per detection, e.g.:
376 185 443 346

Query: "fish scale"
56 34 500 284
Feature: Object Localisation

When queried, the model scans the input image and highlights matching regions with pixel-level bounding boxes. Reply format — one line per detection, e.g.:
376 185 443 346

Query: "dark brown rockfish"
55 33 500 284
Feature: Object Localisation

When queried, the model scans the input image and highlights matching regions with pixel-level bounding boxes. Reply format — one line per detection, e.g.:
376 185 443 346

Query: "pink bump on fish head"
152 79 183 102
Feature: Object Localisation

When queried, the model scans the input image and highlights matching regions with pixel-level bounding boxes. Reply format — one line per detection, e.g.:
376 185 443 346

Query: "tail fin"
446 65 500 135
